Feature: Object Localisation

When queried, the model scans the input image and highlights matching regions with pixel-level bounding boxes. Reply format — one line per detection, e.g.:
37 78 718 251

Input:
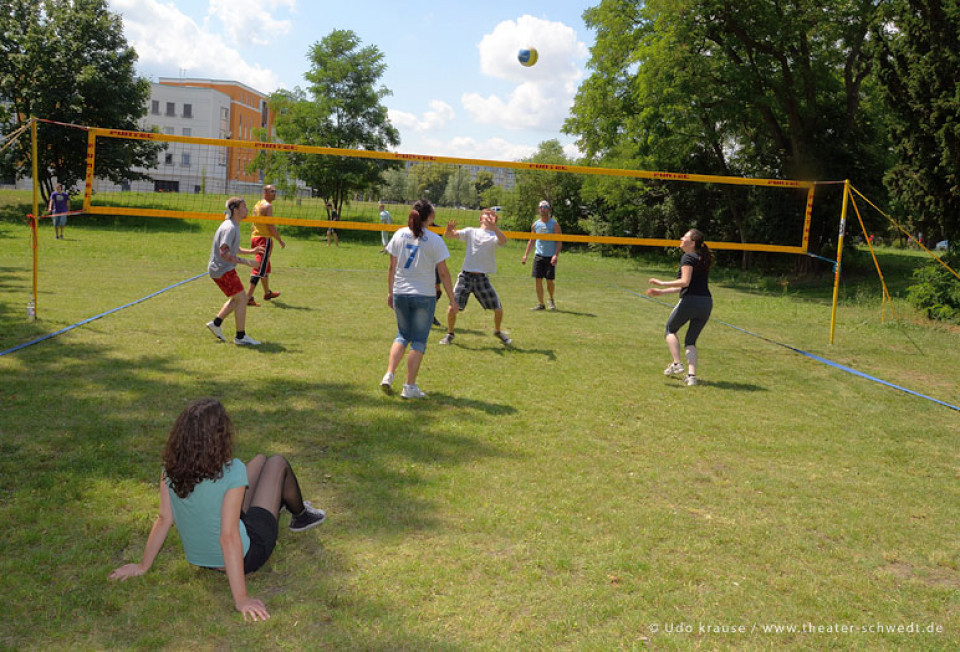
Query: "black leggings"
665 295 713 346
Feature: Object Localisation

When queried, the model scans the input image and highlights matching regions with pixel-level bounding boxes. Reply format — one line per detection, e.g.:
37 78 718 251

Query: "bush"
906 250 960 322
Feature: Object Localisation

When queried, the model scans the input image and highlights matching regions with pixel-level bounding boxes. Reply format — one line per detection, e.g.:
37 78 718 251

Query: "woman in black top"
646 229 713 386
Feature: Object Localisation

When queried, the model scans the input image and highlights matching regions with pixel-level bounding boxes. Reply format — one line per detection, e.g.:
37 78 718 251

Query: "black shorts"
241 506 278 574
532 254 556 280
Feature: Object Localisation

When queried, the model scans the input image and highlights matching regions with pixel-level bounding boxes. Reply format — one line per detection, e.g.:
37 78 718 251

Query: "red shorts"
251 236 273 277
213 269 244 297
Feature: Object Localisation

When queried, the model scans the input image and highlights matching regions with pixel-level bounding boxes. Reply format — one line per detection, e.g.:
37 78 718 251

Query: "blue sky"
108 1 595 160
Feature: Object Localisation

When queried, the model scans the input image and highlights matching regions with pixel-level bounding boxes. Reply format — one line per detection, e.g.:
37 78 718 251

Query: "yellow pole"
829 180 850 344
31 118 40 319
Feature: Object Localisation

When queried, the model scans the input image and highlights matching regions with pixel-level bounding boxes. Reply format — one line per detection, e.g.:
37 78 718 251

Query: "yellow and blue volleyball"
518 48 538 67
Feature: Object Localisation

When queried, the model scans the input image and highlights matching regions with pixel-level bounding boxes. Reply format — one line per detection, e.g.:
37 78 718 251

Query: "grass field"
1 190 959 649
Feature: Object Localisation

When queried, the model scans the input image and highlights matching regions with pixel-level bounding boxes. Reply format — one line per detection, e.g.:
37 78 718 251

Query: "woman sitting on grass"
109 398 326 621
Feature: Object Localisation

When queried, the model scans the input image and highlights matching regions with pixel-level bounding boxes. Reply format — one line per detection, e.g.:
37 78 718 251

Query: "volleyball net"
82 127 816 253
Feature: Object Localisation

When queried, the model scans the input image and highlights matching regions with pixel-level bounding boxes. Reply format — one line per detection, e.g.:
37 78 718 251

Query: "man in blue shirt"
521 200 562 311
48 184 70 240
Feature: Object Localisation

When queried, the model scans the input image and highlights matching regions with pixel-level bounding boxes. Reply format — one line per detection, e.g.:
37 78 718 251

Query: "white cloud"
401 135 538 162
206 0 296 46
388 101 455 133
463 15 587 132
109 0 281 92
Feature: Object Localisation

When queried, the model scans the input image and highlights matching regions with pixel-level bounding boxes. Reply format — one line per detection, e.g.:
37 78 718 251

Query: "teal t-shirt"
167 458 250 567
533 218 558 257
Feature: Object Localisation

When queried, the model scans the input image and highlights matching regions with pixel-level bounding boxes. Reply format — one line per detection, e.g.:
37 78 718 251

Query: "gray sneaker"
380 372 395 395
494 331 512 345
206 321 225 342
531 304 546 311
685 374 698 386
548 299 557 311
401 384 427 399
439 333 454 345
234 334 261 346
663 362 684 376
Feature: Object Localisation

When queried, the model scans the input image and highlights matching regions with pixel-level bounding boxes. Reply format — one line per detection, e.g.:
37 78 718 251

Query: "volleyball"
518 48 538 67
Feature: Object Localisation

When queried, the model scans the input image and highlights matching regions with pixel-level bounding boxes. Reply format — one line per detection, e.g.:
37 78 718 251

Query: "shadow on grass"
0 330 511 648
453 340 557 360
700 380 766 391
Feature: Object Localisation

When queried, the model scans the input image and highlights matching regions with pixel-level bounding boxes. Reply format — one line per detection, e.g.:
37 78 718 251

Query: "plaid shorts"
453 271 501 310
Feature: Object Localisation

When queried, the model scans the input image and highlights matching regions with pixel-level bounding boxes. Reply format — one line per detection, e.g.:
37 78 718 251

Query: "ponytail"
408 199 434 239
688 228 712 270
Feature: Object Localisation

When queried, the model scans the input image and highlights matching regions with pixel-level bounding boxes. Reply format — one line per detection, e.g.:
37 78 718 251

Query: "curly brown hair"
163 398 235 499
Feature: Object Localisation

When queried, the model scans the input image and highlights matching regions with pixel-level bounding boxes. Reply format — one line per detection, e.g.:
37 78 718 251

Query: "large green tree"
565 0 890 262
875 0 960 243
0 0 159 202
262 30 400 213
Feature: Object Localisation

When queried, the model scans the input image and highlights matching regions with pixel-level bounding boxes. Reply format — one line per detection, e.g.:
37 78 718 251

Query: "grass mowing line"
630 288 960 413
0 273 206 357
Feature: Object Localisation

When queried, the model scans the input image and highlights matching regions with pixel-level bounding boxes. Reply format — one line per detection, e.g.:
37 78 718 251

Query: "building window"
151 100 159 115
182 127 192 137
163 126 174 135
181 153 191 167
164 153 173 165
183 103 192 119
165 102 175 116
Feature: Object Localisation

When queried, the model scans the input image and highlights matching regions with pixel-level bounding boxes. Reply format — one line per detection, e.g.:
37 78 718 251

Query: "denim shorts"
394 293 436 353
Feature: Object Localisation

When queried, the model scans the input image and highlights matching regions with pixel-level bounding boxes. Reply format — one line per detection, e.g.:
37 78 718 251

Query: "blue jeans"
394 294 436 353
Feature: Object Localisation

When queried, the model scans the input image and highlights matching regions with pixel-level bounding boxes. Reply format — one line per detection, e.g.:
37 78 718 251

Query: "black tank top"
678 252 711 298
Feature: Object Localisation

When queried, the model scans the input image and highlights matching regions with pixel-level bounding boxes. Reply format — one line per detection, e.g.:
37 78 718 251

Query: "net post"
31 118 39 318
84 129 97 212
829 180 851 344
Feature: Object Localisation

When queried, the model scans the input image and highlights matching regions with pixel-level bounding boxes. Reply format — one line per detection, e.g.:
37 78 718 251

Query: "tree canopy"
0 0 159 201
259 30 400 212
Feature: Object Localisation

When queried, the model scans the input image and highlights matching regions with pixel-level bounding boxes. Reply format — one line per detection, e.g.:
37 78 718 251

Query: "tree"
565 0 890 264
875 0 960 243
0 0 160 202
511 140 583 235
261 30 400 214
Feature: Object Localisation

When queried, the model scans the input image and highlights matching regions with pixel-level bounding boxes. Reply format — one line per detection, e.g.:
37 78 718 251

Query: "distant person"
326 202 339 247
646 229 713 386
246 185 285 307
521 200 562 311
380 199 457 399
378 201 392 253
108 398 326 622
205 197 264 346
48 184 70 240
440 208 511 346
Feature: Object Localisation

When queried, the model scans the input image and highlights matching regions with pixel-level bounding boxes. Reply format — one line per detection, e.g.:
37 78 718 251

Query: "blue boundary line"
2 274 206 357
631 291 960 414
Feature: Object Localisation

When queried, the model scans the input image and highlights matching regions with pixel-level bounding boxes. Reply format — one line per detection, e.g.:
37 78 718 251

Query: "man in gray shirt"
206 196 264 345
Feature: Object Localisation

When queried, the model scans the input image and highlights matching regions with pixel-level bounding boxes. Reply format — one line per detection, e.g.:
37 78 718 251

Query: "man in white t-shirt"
439 208 511 345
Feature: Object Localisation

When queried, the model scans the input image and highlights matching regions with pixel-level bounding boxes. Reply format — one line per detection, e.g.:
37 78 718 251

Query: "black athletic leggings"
665 295 713 346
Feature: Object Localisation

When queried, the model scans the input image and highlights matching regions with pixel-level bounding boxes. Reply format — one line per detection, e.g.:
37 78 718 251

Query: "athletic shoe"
439 333 455 345
380 372 395 395
247 297 260 307
663 362 684 376
401 384 427 399
289 501 326 532
432 316 442 326
234 334 261 346
685 374 698 386
494 331 512 345
263 291 281 301
548 299 557 311
531 304 546 311
206 321 226 342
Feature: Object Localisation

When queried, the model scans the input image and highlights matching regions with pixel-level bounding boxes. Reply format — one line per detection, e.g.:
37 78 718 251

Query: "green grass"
1 191 959 649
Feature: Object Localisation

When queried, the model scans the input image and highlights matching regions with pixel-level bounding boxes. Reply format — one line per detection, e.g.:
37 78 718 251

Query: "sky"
107 0 596 161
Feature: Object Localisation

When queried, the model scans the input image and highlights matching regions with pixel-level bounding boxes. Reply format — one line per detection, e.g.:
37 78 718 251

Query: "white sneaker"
439 333 454 345
401 384 427 399
663 362 684 376
685 374 697 386
494 331 512 345
380 372 395 395
234 334 260 346
548 299 557 311
206 321 225 342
